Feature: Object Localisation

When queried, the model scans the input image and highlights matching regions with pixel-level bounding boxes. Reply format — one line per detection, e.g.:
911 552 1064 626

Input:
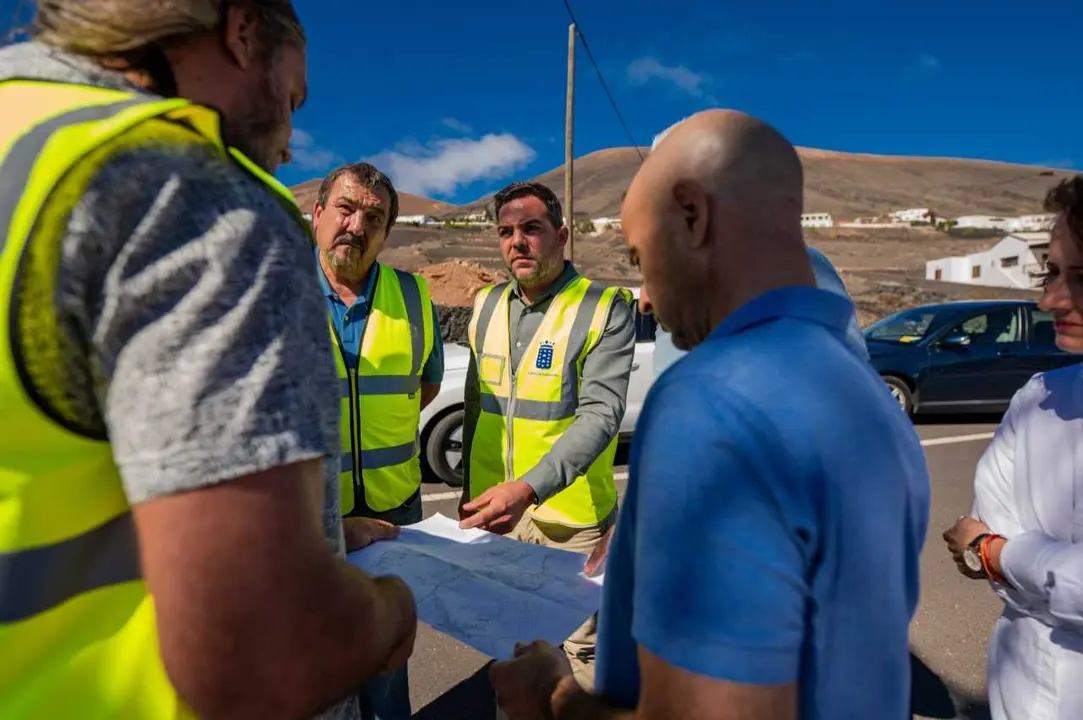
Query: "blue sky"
4 1 1080 204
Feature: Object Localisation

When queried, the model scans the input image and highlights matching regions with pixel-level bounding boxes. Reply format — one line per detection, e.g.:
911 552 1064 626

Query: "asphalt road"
404 418 1005 720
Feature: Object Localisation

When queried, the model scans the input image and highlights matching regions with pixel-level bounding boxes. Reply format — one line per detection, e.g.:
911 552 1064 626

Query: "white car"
419 288 658 487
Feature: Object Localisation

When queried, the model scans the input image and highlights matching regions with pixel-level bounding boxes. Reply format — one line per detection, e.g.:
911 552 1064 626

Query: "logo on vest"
535 341 555 370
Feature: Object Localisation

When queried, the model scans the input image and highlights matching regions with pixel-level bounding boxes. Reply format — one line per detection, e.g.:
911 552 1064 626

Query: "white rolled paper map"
346 513 604 660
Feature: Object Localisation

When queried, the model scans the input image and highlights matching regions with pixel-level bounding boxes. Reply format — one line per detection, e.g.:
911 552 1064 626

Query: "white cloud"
289 129 342 172
917 54 941 71
367 134 536 198
441 118 473 134
627 57 712 98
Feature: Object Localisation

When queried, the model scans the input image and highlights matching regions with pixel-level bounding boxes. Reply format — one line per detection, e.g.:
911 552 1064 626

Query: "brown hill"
289 178 454 217
445 147 1074 221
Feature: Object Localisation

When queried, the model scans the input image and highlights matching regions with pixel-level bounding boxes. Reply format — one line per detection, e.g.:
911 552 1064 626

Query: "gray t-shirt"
0 43 355 720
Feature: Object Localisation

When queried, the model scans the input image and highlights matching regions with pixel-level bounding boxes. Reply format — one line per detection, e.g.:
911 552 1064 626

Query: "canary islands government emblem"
535 341 555 370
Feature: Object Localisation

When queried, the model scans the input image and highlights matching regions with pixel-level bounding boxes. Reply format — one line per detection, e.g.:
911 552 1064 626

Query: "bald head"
645 110 804 225
622 109 814 350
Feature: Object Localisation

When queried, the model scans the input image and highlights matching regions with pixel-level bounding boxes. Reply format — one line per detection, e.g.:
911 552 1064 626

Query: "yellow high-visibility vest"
467 276 632 527
331 262 434 515
0 79 307 718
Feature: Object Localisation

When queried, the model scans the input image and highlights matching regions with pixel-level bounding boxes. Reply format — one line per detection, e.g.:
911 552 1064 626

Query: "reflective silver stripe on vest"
357 375 421 395
340 436 419 474
0 513 142 623
479 393 577 421
471 282 509 360
0 98 150 252
339 375 431 400
393 268 425 378
478 283 611 422
361 436 420 470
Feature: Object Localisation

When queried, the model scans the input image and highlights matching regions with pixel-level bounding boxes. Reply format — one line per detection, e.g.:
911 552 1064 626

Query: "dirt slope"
446 147 1073 221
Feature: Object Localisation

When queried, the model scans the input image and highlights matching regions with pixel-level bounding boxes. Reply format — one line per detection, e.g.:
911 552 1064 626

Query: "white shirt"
971 363 1083 720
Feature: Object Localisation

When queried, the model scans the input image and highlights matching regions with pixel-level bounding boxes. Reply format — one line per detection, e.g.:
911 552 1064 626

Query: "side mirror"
938 333 971 349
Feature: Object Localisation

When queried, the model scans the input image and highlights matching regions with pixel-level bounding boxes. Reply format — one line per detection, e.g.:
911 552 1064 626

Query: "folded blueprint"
346 513 603 659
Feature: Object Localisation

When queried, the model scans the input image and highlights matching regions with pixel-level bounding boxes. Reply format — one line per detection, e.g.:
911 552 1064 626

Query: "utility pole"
565 23 576 262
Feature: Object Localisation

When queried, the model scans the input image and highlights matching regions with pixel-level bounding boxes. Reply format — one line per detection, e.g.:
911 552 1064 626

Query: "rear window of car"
864 308 938 343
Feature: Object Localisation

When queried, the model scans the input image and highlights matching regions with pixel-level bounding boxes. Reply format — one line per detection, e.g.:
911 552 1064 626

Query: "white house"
1007 213 1056 233
925 231 1050 289
398 214 436 226
954 215 1012 231
890 208 936 224
837 221 898 229
800 212 834 228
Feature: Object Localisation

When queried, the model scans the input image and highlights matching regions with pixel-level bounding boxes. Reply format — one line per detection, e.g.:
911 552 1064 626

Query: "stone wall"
436 305 473 345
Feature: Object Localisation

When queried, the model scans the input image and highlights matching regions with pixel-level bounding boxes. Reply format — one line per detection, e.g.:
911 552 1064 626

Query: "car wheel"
883 375 915 416
423 408 465 488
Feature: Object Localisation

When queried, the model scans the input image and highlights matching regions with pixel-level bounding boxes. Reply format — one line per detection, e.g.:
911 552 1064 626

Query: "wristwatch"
963 533 991 576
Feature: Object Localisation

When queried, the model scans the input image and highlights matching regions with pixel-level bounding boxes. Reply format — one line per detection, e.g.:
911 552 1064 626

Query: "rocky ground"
408 225 1041 344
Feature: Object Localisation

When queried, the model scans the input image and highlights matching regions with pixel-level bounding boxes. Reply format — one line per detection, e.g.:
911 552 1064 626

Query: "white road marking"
422 491 462 502
920 432 995 447
421 433 994 501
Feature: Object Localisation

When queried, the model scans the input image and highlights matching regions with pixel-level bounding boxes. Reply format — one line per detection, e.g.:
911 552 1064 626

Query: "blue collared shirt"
316 255 444 381
595 286 930 719
653 246 869 376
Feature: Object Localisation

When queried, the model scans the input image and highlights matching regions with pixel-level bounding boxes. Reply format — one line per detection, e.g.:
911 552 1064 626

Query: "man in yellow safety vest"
310 162 444 720
459 181 636 694
0 3 415 719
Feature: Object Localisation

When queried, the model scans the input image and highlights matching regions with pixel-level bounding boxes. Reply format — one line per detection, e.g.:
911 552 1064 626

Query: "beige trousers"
495 511 614 719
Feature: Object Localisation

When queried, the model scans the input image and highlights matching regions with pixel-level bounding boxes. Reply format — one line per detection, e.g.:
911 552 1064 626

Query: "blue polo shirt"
317 257 444 380
595 286 930 719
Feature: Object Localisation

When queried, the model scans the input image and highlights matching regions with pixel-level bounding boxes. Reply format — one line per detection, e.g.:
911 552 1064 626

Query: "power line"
559 0 646 162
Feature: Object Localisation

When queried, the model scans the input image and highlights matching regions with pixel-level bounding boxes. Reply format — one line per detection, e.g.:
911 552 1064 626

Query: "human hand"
458 482 536 535
373 576 418 674
943 516 991 579
584 525 614 577
343 517 401 552
490 640 573 720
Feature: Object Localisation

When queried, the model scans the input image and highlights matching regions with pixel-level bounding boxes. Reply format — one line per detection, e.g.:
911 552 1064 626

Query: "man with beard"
459 181 636 703
310 161 444 720
489 111 928 720
0 3 416 720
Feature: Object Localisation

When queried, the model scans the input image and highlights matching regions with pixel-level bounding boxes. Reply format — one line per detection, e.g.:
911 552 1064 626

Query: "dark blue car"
864 299 1080 416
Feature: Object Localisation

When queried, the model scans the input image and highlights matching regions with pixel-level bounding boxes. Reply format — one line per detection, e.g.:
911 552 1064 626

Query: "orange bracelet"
980 534 1007 584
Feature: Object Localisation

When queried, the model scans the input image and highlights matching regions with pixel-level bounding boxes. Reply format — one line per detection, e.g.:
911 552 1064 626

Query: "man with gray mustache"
310 162 446 720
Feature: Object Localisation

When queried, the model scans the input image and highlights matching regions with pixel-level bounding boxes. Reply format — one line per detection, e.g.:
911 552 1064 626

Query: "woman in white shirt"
944 175 1083 720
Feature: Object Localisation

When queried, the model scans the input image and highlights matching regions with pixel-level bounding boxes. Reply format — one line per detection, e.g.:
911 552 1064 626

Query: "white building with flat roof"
926 232 1050 289
954 215 1012 230
1007 214 1056 233
398 215 437 226
890 208 936 224
801 212 834 228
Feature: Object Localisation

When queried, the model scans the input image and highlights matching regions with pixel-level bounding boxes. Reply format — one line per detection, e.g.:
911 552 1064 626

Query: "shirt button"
516 342 523 348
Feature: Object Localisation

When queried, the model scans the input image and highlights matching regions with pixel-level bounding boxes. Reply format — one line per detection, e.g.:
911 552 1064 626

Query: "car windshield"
864 308 938 343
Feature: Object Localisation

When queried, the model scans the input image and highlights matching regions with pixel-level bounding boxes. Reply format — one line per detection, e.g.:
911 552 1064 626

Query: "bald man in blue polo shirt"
490 110 930 720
